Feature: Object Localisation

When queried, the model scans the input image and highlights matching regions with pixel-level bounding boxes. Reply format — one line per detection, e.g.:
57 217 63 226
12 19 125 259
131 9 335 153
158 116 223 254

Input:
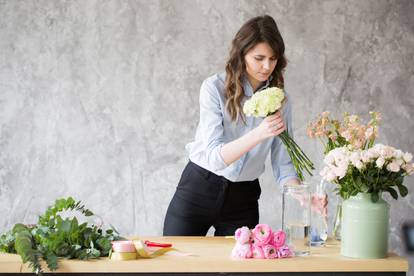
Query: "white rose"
386 161 400 172
350 152 362 167
376 157 385 168
334 148 350 165
324 153 335 165
394 149 403 159
368 147 380 159
403 152 413 163
402 164 414 175
381 146 395 159
334 163 348 179
361 151 371 163
355 160 364 170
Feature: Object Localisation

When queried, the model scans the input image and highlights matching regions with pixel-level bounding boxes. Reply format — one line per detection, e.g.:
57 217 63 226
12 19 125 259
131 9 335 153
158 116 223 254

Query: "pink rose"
272 230 286 248
277 245 293 258
251 245 265 259
252 224 273 246
231 243 252 259
262 244 278 259
234 226 251 244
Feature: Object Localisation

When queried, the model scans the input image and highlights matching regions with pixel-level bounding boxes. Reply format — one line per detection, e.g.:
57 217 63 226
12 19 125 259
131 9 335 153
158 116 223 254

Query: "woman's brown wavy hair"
225 15 287 122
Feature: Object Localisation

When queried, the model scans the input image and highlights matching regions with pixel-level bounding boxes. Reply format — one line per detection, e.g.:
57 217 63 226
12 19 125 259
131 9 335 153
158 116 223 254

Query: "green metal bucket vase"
341 193 389 259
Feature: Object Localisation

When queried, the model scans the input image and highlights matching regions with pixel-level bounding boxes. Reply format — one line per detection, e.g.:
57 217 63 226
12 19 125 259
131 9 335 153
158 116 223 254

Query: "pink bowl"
111 240 136 253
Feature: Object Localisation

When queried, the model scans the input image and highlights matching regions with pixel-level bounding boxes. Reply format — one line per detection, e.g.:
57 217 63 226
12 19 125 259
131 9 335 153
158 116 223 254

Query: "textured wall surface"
1 0 413 273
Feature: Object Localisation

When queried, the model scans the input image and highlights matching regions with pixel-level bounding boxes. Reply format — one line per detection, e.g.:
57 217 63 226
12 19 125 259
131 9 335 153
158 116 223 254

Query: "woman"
164 15 305 236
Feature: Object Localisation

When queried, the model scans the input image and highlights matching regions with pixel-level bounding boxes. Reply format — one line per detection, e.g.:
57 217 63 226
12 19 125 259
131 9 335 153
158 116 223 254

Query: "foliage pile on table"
0 197 122 273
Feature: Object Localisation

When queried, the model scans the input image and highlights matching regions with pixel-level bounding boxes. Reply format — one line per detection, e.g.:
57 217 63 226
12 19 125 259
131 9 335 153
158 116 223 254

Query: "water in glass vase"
286 223 310 256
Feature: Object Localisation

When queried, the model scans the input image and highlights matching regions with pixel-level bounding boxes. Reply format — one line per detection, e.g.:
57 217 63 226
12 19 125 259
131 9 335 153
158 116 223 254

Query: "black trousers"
163 161 261 236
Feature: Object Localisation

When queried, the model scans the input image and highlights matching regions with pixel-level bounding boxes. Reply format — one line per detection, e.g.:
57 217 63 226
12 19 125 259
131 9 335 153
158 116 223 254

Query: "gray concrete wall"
1 0 413 274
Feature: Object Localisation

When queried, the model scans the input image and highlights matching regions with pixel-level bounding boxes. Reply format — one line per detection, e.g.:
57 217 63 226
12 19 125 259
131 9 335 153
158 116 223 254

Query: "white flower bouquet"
243 87 314 180
320 144 414 202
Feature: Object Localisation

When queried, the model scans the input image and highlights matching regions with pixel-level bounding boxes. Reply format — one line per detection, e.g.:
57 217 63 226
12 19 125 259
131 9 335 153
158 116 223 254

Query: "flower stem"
278 131 314 181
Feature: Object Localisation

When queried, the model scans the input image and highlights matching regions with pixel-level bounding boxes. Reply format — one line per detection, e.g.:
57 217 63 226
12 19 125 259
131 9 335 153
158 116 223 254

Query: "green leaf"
0 230 16 253
45 252 58 271
84 210 94 216
59 219 72 233
396 184 408 197
386 187 398 200
12 224 29 235
96 237 111 254
371 193 379 203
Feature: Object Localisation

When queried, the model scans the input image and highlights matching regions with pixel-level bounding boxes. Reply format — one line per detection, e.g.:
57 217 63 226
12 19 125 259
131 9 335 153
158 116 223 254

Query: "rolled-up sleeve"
271 94 300 185
197 79 228 171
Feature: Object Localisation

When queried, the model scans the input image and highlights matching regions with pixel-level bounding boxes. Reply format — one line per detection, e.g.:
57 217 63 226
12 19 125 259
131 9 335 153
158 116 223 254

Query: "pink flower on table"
231 243 252 259
277 245 293 258
252 224 273 246
272 230 286 248
262 244 278 259
251 245 265 259
234 226 251 244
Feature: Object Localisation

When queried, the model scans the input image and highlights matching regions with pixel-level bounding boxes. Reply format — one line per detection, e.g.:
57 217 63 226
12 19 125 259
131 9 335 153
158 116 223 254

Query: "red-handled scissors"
144 240 172 248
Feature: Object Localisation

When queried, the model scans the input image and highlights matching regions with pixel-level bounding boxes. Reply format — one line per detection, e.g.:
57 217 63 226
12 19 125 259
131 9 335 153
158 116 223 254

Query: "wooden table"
0 237 409 275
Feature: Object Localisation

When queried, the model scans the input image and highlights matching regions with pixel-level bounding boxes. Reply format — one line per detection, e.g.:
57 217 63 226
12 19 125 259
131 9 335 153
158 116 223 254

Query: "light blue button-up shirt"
185 72 299 185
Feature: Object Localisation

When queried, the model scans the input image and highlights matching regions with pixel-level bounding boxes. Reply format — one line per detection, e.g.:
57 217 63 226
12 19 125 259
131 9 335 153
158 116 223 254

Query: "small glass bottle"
282 184 311 256
310 179 328 246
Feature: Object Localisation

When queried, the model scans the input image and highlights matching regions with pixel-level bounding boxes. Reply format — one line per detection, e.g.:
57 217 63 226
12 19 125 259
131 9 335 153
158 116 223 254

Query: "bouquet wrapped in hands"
243 87 314 180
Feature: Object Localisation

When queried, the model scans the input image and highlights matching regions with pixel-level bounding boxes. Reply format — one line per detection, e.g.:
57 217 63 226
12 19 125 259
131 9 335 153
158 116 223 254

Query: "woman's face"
244 42 277 85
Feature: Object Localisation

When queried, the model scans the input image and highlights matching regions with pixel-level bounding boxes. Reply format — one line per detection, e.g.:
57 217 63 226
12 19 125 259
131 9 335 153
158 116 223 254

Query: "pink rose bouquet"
231 224 292 259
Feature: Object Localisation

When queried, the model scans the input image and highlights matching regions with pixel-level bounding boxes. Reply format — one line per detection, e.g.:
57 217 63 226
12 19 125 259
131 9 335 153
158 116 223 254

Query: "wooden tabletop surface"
0 236 409 273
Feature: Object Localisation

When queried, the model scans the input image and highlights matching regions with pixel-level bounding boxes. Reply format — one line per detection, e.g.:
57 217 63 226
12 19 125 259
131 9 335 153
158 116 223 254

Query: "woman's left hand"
285 179 328 218
311 194 328 218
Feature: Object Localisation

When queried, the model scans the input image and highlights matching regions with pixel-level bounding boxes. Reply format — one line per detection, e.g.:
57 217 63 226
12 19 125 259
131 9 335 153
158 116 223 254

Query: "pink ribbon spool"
112 240 137 253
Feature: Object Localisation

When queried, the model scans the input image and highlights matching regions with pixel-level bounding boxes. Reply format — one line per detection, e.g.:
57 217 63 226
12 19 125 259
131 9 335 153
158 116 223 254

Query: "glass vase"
332 198 342 241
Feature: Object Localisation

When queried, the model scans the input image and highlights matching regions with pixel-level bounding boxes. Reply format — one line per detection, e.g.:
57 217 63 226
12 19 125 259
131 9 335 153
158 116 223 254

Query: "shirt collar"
243 75 273 97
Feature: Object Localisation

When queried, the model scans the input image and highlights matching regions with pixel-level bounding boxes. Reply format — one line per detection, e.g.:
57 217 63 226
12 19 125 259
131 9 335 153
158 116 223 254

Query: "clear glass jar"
282 184 311 256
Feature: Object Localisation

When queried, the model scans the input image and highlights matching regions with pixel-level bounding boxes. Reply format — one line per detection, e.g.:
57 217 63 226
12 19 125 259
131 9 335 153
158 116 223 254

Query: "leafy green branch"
0 197 123 274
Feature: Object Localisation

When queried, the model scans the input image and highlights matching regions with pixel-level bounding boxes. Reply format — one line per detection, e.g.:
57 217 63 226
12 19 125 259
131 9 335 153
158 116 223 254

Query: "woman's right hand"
253 111 286 141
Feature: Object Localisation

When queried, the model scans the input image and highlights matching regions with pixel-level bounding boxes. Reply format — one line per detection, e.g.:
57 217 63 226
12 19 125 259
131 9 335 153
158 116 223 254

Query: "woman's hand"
253 111 286 141
311 194 328 218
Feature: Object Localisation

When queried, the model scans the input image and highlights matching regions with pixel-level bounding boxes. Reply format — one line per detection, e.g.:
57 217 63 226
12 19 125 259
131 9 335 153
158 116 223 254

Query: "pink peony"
231 243 252 259
262 244 278 259
251 245 265 259
272 230 286 248
277 245 293 258
252 224 273 246
234 226 251 244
